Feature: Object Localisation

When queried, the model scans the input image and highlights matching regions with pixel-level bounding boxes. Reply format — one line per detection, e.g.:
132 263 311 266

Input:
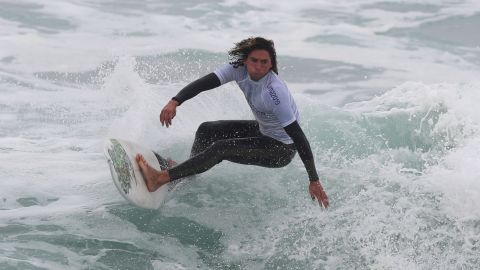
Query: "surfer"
136 37 329 208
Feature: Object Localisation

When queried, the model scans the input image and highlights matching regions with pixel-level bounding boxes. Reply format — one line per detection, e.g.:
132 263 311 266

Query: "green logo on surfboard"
108 139 137 194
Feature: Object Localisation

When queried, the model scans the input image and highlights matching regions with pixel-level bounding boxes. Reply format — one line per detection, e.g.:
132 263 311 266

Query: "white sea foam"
2 0 480 269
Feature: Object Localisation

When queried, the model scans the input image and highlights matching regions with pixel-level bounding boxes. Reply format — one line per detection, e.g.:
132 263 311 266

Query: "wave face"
1 1 480 269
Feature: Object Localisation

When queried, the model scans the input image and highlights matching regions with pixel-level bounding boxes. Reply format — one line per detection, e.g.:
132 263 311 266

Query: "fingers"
160 100 179 127
160 110 165 126
320 195 330 208
315 195 329 208
160 108 176 127
310 188 329 208
319 190 329 208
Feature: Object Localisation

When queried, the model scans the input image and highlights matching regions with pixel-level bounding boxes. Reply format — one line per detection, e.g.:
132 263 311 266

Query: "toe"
136 154 147 170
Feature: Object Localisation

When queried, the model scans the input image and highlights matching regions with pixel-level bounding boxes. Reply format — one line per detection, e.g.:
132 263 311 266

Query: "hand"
309 181 329 208
160 100 179 127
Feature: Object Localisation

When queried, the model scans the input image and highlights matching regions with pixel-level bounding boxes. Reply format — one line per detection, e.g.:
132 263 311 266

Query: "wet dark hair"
228 37 278 74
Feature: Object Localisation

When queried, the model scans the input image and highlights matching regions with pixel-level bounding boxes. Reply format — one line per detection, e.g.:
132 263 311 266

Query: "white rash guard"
214 64 300 144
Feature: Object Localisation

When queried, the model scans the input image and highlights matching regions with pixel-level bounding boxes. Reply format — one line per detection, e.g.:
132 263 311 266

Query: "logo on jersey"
247 100 267 116
267 87 280 105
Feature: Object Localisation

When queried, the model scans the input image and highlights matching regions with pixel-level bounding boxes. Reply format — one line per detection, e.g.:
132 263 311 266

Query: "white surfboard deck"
104 138 181 209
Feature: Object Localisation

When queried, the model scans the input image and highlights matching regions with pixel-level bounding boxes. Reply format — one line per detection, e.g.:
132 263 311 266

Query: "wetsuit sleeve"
172 73 221 105
283 121 320 182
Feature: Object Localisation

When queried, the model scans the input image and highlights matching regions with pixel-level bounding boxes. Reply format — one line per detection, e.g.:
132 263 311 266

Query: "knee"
205 140 236 159
195 122 212 140
196 121 218 137
276 151 296 167
268 150 295 168
198 140 229 166
274 158 291 168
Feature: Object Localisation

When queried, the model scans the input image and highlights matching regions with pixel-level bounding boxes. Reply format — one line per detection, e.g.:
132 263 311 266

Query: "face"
244 49 273 81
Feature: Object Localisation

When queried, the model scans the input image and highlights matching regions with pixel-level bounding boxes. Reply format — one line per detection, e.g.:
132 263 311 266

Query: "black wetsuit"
168 72 319 182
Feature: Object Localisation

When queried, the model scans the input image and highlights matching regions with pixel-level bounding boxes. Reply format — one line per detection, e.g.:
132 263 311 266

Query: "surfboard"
103 138 182 209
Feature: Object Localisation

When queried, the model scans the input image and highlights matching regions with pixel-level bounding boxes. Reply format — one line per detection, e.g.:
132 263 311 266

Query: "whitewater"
1 0 480 269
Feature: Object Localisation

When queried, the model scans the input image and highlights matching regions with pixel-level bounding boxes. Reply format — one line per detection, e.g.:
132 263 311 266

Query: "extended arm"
161 73 221 127
284 121 329 208
172 73 221 105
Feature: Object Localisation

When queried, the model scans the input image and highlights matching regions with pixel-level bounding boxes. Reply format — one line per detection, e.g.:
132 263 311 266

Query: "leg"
136 120 261 192
190 120 260 156
168 136 296 180
138 120 261 192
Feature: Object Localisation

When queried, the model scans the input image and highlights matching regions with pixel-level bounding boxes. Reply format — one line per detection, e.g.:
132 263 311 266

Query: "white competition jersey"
214 64 299 144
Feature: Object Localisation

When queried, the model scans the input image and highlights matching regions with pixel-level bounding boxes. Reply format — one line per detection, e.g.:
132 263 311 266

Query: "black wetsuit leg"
168 120 296 180
190 120 262 156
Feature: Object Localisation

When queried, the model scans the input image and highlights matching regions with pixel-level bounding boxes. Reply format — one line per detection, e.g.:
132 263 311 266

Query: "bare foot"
136 154 170 192
166 158 177 168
